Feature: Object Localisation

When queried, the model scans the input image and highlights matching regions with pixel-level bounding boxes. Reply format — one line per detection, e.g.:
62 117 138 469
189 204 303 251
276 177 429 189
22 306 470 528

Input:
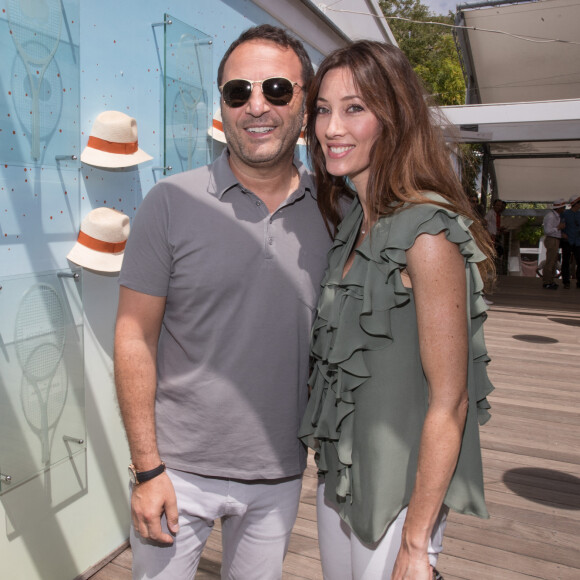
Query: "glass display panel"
0 269 85 494
0 0 80 166
163 13 213 176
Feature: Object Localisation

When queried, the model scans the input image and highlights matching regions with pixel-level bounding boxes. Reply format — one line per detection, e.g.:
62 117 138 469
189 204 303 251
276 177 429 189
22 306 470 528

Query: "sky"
422 0 482 16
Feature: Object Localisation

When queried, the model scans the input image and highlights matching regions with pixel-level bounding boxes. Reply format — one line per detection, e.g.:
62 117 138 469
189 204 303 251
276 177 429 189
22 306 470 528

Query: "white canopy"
250 0 395 55
453 0 580 203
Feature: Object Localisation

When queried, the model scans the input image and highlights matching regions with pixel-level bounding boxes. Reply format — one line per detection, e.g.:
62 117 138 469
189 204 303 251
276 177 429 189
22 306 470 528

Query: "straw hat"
569 194 580 206
297 128 306 146
81 111 153 168
552 198 567 209
208 108 306 146
67 208 130 272
208 109 227 144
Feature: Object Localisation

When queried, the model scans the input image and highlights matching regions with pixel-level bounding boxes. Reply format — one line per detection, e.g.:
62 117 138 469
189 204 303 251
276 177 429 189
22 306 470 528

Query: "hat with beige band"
81 111 153 168
67 207 130 272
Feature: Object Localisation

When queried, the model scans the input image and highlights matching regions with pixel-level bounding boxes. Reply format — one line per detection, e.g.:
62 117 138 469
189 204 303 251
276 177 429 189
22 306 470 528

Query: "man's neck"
228 155 300 213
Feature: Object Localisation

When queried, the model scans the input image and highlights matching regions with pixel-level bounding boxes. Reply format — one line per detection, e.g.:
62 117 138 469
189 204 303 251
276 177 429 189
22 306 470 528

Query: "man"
485 198 506 258
561 194 580 289
114 25 332 579
468 193 485 223
482 198 506 303
541 198 566 289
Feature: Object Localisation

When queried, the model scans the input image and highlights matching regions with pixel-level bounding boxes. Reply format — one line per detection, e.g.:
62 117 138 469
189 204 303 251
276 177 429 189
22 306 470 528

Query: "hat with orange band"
208 109 227 144
67 207 130 272
81 111 153 168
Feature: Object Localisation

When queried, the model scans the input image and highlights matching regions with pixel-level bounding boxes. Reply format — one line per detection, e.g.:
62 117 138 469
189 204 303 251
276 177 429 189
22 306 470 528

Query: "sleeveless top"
298 194 493 544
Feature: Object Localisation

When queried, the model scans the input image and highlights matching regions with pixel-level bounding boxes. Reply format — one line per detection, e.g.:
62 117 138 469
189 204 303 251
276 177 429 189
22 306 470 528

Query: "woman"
298 41 495 579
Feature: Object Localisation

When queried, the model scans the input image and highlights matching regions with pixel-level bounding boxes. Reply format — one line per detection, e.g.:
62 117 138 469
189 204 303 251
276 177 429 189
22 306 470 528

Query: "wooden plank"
291 518 319 541
108 549 132 570
481 448 580 476
281 551 323 580
443 518 580 568
86 563 132 580
441 536 580 579
197 547 222 577
437 553 542 580
484 498 580 535
482 438 580 466
445 512 580 554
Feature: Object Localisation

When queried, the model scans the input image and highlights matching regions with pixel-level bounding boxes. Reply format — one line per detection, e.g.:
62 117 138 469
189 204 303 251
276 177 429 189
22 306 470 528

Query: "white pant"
316 482 448 579
131 468 302 580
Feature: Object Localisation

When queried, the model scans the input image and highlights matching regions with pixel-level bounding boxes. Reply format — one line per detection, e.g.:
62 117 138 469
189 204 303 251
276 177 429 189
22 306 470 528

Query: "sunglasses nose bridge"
249 80 264 92
246 80 271 110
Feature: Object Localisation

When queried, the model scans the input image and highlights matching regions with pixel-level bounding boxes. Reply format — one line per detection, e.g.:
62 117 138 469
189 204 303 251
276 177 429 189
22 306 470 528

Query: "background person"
114 25 332 580
561 194 580 289
298 41 495 580
541 198 566 289
485 198 507 260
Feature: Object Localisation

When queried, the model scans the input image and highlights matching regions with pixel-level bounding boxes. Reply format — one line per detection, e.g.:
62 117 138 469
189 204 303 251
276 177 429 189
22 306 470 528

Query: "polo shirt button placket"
264 217 275 258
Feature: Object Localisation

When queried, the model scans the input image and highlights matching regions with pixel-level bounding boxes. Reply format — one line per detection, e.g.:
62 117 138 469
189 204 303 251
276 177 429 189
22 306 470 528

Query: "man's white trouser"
131 468 302 580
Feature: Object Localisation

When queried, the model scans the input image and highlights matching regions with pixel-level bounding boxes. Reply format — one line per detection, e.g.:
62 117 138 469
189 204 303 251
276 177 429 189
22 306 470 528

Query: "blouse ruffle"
298 194 493 543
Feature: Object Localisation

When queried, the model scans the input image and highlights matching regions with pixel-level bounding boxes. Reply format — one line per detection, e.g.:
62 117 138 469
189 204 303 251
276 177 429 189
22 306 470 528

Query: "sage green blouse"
298 194 493 544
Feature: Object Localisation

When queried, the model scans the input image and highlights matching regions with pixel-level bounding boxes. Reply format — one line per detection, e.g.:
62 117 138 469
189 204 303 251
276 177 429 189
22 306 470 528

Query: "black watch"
128 462 166 485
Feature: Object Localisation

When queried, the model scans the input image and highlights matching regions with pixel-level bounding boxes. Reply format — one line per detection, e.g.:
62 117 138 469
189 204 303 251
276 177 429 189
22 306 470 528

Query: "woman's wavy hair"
306 40 495 279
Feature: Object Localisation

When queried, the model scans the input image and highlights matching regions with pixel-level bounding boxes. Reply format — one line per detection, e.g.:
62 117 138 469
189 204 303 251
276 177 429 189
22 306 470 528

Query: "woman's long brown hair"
306 41 495 280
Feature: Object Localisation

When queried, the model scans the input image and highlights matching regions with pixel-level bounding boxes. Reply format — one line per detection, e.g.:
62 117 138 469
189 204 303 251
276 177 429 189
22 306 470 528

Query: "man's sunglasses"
219 77 302 108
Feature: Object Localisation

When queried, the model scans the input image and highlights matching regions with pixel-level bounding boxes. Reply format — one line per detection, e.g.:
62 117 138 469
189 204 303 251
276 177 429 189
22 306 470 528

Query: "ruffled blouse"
298 194 494 544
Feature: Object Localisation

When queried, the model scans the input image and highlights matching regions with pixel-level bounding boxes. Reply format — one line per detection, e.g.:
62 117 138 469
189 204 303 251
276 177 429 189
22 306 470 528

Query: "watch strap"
131 462 166 484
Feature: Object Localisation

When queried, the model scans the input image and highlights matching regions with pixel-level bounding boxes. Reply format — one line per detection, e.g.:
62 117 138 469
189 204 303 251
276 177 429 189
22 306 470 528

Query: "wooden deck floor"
89 276 580 580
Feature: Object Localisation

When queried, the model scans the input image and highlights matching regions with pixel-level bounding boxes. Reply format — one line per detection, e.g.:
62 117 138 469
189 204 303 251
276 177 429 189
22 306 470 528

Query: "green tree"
379 0 464 106
380 0 483 196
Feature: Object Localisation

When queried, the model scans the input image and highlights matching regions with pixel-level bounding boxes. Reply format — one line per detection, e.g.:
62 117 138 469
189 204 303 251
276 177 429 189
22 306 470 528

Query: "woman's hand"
391 545 433 580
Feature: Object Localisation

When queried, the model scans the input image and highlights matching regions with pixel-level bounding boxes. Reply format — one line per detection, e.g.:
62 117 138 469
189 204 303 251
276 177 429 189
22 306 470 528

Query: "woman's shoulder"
368 192 485 264
376 192 461 237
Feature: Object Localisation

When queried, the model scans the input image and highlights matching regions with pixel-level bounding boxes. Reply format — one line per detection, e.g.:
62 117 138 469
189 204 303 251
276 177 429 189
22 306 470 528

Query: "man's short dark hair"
217 24 314 94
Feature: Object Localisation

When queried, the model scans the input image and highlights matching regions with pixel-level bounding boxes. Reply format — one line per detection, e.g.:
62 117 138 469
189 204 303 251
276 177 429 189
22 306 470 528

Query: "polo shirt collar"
207 149 316 202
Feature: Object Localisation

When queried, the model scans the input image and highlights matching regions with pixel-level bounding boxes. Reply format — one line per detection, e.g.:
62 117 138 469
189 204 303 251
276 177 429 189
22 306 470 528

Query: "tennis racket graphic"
20 345 68 465
176 33 204 170
15 283 66 466
7 0 62 160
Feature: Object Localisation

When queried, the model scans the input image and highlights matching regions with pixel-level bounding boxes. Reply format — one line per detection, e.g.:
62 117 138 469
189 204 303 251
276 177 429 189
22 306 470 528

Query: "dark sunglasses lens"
262 78 294 105
223 80 252 108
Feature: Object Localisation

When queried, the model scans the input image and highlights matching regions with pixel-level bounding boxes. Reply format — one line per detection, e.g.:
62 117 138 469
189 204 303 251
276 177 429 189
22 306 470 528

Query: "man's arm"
114 286 179 543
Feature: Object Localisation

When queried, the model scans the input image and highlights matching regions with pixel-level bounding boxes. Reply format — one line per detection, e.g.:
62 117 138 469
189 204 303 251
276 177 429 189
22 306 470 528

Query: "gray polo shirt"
119 150 332 479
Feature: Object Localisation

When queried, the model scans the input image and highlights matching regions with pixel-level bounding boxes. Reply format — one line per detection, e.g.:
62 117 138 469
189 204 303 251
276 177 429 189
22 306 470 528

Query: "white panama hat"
67 207 130 273
208 109 227 144
552 198 567 209
81 111 153 168
208 108 306 146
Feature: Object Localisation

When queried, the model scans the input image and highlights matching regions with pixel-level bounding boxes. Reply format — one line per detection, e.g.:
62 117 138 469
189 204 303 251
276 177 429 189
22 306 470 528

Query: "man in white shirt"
485 199 506 253
541 198 566 289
